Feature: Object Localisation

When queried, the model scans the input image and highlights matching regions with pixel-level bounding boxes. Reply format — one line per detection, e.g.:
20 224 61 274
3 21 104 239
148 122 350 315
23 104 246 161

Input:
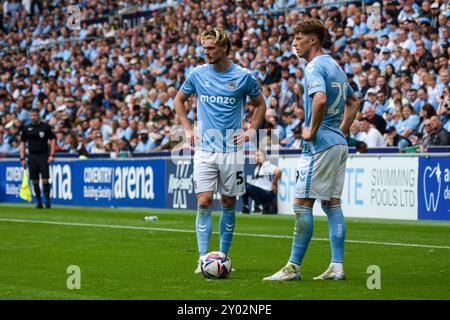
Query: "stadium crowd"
0 0 449 158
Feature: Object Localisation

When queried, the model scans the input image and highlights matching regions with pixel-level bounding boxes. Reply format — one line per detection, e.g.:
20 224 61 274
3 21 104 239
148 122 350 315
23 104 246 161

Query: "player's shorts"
193 150 245 197
28 153 50 181
295 144 348 201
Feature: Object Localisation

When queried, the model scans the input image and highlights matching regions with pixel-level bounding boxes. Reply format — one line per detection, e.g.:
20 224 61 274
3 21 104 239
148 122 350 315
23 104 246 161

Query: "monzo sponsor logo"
200 95 236 105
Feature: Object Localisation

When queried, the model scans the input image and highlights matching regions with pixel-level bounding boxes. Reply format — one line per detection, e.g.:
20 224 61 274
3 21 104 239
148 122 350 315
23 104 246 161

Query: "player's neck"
306 48 325 63
212 58 232 73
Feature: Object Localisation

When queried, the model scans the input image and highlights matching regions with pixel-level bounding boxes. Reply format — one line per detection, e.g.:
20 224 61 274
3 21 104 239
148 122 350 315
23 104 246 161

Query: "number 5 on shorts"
236 171 243 185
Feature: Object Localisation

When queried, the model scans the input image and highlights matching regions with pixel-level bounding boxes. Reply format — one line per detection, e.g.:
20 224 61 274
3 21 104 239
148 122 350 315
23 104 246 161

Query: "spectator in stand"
415 118 434 152
385 126 412 149
396 104 421 149
349 120 365 142
429 115 450 146
0 0 448 155
363 106 387 135
417 103 437 137
359 117 387 148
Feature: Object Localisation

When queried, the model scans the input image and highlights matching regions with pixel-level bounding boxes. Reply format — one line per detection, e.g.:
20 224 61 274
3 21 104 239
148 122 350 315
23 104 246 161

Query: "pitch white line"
0 218 449 250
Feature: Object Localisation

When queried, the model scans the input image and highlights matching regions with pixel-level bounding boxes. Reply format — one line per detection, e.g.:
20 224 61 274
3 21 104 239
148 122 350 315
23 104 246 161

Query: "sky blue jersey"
302 54 354 155
181 63 261 152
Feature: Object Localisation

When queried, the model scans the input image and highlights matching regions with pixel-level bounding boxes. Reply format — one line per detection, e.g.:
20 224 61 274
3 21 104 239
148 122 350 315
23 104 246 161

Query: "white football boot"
313 263 345 280
194 257 204 274
263 262 301 281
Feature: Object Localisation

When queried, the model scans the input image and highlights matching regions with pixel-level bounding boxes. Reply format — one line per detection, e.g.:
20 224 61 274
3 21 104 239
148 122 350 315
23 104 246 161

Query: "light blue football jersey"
302 54 354 155
181 63 261 152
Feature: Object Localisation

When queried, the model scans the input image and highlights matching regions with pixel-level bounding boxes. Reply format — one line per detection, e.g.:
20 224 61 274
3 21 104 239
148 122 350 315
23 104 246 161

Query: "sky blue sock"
219 205 236 255
196 205 212 257
322 204 346 263
289 204 313 265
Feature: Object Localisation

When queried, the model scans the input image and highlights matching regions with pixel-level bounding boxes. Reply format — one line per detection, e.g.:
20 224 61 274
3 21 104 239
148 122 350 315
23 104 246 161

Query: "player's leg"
193 151 218 273
217 151 245 256
41 156 51 209
219 195 236 255
196 191 214 256
28 157 43 209
264 155 317 281
314 145 348 280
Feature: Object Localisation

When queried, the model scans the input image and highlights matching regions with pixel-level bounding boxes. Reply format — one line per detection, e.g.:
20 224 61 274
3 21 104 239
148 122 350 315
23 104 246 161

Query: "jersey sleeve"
245 74 261 97
180 70 196 97
20 128 27 142
347 81 355 98
305 63 326 96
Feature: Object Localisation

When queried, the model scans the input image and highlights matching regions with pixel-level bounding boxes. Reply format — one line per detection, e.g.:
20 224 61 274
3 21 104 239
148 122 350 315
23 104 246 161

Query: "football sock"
322 204 346 264
43 183 51 202
196 205 212 257
289 204 313 266
33 182 42 204
219 205 236 255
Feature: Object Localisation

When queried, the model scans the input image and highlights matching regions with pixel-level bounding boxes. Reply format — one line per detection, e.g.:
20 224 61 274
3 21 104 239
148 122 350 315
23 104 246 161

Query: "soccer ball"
201 251 232 279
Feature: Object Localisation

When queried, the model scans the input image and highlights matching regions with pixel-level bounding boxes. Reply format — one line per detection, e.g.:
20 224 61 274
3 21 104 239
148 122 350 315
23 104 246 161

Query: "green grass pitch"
0 204 449 300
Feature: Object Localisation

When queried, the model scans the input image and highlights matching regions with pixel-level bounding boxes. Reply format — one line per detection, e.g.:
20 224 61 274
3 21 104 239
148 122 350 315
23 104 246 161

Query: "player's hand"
21 159 27 168
48 156 54 164
185 128 199 148
301 128 314 141
271 183 277 192
233 128 256 145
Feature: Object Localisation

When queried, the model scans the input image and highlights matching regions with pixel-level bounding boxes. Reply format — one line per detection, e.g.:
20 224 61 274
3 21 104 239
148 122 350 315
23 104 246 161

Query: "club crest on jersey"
227 81 237 91
39 131 45 138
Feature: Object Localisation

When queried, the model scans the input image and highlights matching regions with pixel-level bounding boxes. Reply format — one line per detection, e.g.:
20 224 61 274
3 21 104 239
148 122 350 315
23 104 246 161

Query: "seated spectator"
415 118 434 152
0 133 11 155
280 110 300 146
134 129 156 153
362 88 378 110
349 120 365 141
429 115 449 146
396 104 421 148
242 150 281 214
374 90 393 116
417 103 437 137
385 126 412 149
91 132 107 154
359 117 387 148
363 106 387 134
285 122 302 149
386 110 402 129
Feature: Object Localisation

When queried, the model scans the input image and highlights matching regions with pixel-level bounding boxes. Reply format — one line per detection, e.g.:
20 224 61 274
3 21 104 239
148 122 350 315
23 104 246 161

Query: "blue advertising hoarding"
0 159 167 208
418 157 450 221
166 158 257 211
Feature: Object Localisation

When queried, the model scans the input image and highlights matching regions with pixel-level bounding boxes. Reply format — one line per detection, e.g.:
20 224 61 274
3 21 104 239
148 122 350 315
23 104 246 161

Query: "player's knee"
198 198 213 207
321 198 341 209
220 197 236 208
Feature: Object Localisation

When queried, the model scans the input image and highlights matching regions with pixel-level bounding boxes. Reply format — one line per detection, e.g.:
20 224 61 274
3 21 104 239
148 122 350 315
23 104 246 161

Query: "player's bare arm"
302 91 327 141
234 94 266 145
340 92 360 137
174 90 198 146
